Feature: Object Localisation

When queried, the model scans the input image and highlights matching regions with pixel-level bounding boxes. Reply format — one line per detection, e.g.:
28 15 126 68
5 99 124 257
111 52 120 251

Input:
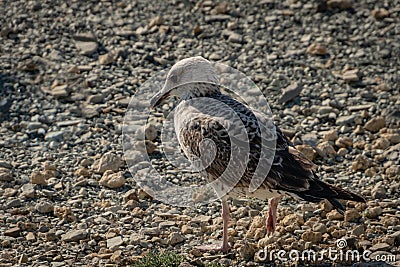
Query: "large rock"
0 168 13 181
306 42 327 56
61 230 87 242
93 152 122 174
73 32 98 56
100 170 126 189
107 236 124 250
30 170 47 186
352 154 373 171
364 117 386 132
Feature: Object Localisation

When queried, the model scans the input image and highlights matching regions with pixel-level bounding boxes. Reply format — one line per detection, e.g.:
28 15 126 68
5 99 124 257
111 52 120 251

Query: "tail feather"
328 198 345 214
291 179 366 214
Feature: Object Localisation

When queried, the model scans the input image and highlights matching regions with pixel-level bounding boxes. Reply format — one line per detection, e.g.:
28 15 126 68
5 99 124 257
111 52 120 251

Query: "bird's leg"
220 197 231 252
196 197 231 253
266 196 282 236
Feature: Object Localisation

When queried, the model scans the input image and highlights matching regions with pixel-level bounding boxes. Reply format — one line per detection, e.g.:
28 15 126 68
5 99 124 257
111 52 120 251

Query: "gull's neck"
180 83 221 100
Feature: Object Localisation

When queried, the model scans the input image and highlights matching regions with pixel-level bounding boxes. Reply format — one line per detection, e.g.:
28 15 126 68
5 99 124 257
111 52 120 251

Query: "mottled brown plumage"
150 56 366 253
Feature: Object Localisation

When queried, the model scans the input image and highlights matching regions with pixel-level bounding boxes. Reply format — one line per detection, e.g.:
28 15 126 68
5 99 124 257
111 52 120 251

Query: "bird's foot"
196 242 231 253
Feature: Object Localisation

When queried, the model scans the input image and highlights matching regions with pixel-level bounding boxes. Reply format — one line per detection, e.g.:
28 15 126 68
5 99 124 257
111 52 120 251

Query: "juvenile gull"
150 56 365 253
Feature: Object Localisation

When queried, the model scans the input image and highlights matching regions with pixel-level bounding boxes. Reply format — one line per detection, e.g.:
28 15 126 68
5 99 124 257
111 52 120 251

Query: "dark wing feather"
177 92 365 212
268 127 366 210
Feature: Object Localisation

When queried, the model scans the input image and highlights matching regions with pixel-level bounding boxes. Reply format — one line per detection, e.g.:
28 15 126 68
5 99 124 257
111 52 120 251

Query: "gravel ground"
1 0 399 266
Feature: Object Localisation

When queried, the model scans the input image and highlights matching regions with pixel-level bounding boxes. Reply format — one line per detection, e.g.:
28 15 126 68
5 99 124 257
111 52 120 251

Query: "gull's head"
150 56 220 108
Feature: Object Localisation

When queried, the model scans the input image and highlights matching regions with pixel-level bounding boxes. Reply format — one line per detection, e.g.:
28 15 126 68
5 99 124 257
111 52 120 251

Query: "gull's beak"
150 89 170 108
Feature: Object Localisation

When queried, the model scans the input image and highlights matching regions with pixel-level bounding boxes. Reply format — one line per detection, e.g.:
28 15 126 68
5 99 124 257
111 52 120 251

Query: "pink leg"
266 196 282 236
196 197 231 253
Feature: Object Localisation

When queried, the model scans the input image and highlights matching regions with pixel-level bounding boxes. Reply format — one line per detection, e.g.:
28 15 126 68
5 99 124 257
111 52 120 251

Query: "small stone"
73 32 98 56
344 209 361 222
100 171 126 189
365 206 382 219
301 230 322 243
138 188 152 200
145 125 158 141
0 98 12 113
317 141 336 158
313 223 327 234
337 147 348 157
193 25 203 35
5 227 21 237
124 189 139 202
386 165 400 178
353 125 364 134
351 225 365 236
364 117 386 132
20 184 35 198
99 53 117 65
336 115 355 126
136 26 148 35
237 241 255 261
282 214 304 226
228 32 242 44
381 216 399 227
371 8 389 20
0 161 12 169
81 158 94 167
342 69 359 83
390 231 400 244
26 232 36 242
301 133 319 147
381 133 400 144
107 236 124 250
74 167 90 177
30 170 47 186
181 225 193 234
295 145 316 161
168 232 185 245
6 199 21 208
371 182 386 199
54 206 76 222
352 154 373 171
61 229 87 242
145 140 157 154
149 16 164 27
50 84 69 98
93 152 122 174
335 137 353 148
0 168 13 181
246 216 266 239
327 0 353 9
322 130 338 141
43 162 57 171
306 43 327 56
193 215 212 224
278 82 302 104
370 243 390 252
87 94 104 104
318 106 335 115
211 1 229 14
372 138 390 149
110 250 122 263
35 201 54 213
45 131 64 142
326 210 344 220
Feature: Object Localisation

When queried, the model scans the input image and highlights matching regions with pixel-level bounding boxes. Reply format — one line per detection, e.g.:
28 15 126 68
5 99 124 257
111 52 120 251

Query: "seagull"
150 56 365 253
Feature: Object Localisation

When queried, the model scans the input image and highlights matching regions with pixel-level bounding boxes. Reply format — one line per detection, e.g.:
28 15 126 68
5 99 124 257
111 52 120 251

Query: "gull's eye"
169 74 178 83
